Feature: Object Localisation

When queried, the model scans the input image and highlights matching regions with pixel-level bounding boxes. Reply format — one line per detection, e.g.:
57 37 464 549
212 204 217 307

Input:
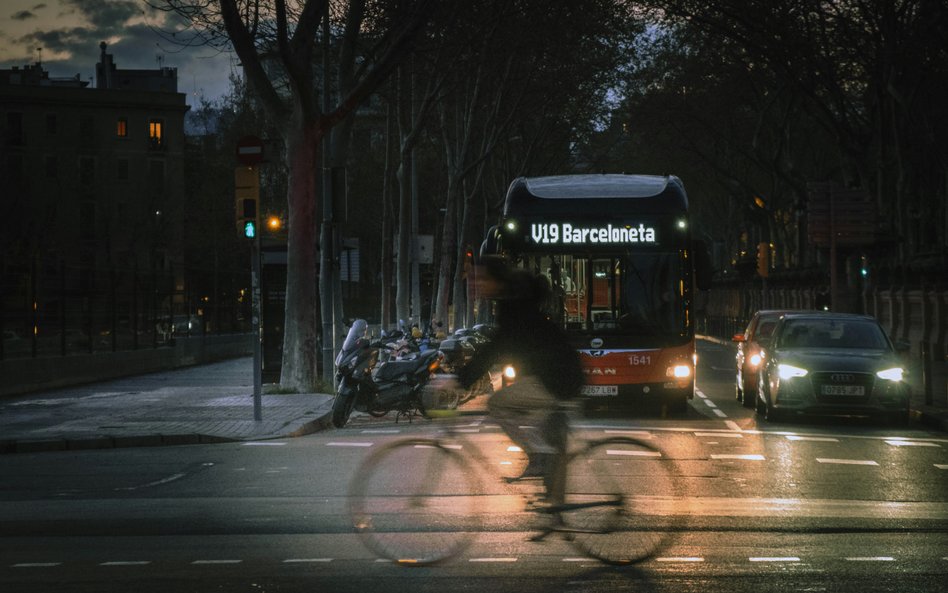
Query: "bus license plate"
821 385 865 396
582 385 618 397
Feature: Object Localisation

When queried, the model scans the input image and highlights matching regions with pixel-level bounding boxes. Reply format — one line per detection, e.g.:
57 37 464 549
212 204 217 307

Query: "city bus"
479 174 711 413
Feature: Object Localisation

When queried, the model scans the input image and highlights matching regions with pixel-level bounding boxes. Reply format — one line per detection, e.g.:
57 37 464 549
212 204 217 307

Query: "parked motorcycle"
331 319 444 428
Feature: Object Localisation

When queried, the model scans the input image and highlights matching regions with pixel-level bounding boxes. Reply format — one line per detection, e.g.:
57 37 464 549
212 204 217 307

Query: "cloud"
61 0 141 30
12 10 38 20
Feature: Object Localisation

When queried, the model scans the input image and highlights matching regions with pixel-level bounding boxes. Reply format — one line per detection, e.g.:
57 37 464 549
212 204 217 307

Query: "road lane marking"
657 557 705 562
935 464 948 470
786 435 839 442
191 560 242 564
750 557 801 562
326 442 373 447
507 446 523 452
711 454 765 460
884 439 940 447
816 458 878 466
607 449 662 457
845 557 894 562
283 558 333 563
704 399 717 407
695 432 743 438
470 558 518 562
12 563 61 568
713 409 728 417
100 561 151 566
604 430 653 438
725 420 742 432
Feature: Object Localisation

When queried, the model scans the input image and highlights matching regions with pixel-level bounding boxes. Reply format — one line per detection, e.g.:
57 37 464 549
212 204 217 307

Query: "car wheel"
741 379 756 409
755 378 767 415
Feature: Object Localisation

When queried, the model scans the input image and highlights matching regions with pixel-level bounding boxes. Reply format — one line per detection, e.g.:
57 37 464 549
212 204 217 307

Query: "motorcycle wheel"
331 387 358 428
367 409 389 418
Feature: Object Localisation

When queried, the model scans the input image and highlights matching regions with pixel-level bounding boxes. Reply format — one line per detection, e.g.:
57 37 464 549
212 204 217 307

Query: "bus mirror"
692 239 713 290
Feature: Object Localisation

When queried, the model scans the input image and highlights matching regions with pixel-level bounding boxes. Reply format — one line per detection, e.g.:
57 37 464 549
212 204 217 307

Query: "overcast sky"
0 0 236 105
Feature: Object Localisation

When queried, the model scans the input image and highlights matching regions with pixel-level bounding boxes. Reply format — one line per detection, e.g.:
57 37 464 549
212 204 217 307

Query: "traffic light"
756 242 770 278
235 166 259 238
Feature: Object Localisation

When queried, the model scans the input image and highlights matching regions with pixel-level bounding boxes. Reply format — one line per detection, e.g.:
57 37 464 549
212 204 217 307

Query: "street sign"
236 136 264 166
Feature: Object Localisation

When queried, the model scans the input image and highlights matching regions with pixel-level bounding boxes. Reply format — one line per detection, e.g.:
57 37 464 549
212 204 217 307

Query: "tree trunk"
280 119 321 392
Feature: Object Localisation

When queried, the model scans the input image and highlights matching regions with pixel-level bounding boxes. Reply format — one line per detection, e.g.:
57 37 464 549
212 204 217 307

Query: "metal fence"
1 257 251 360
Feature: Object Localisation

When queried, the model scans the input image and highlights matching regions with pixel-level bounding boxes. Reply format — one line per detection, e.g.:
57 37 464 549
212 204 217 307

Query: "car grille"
811 372 875 403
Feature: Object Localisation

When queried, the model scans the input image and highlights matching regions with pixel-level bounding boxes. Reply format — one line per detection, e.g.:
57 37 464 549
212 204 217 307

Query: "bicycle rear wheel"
348 438 479 565
562 436 682 565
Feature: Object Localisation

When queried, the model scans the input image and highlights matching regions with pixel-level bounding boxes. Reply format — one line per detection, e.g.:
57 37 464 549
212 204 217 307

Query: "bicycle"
347 401 685 566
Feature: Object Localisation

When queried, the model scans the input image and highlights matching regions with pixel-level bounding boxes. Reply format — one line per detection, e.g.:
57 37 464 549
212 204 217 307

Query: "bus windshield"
515 251 686 336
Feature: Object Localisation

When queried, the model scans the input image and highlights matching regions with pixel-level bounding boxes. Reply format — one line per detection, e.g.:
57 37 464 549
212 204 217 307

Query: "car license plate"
821 385 865 396
582 385 618 396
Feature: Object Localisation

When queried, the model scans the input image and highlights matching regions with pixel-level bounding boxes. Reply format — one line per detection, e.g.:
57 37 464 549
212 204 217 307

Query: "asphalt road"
1 340 946 593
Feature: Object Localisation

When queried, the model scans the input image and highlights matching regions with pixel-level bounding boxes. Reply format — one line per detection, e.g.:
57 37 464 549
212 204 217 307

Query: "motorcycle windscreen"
337 319 368 366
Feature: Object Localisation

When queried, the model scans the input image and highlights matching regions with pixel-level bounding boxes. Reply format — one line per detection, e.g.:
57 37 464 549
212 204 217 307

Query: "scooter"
331 319 444 428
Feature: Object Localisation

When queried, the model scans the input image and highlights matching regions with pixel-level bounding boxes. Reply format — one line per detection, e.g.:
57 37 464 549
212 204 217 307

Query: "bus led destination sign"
530 222 657 245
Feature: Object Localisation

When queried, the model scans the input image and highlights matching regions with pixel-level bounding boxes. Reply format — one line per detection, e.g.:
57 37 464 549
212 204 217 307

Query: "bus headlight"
667 364 691 379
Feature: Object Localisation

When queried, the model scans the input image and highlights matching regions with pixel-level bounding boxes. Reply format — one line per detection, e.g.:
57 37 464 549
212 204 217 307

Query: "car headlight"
503 365 516 380
876 367 904 382
749 353 762 367
667 364 691 379
777 364 808 380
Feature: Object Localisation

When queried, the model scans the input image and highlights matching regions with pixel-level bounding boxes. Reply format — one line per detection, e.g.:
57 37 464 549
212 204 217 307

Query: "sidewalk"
0 357 335 454
2 343 947 456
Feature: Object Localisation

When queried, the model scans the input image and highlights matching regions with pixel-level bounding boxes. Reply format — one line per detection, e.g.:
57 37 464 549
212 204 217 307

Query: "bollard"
921 341 933 406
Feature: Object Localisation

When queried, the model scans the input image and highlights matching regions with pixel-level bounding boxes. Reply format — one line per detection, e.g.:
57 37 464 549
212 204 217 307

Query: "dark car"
755 313 910 423
732 310 800 408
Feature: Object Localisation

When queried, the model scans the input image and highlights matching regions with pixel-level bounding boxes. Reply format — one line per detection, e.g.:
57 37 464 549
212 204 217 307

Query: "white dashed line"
695 432 743 438
786 435 839 442
712 454 765 460
816 458 878 466
604 430 653 437
845 557 894 562
326 442 374 447
100 561 151 566
704 399 717 407
725 420 743 432
750 557 801 562
885 440 940 447
12 563 61 568
712 409 728 418
935 464 948 470
657 557 705 562
469 558 517 563
607 449 662 457
507 446 523 452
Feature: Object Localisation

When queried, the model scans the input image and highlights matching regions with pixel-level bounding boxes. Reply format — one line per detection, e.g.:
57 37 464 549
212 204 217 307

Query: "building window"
148 119 163 149
116 117 128 138
6 113 23 145
46 114 57 135
79 157 95 187
117 158 129 181
45 155 58 178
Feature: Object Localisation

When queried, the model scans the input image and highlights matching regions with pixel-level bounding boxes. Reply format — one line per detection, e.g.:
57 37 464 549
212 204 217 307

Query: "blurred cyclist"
438 257 584 485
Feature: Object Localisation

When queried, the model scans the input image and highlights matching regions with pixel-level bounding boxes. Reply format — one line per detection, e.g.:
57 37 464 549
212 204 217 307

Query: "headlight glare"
749 353 762 367
876 367 903 382
667 364 691 378
777 364 808 380
503 365 516 380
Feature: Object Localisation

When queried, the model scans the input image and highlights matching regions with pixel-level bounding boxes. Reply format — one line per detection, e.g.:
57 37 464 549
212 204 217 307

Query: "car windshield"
755 319 778 340
777 318 890 350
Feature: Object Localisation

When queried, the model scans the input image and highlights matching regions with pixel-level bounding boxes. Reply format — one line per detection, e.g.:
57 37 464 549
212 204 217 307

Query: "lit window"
148 119 163 148
117 117 128 137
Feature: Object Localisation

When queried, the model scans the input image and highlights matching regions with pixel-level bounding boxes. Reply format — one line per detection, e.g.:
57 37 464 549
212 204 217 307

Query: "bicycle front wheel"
563 436 683 565
348 438 480 565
